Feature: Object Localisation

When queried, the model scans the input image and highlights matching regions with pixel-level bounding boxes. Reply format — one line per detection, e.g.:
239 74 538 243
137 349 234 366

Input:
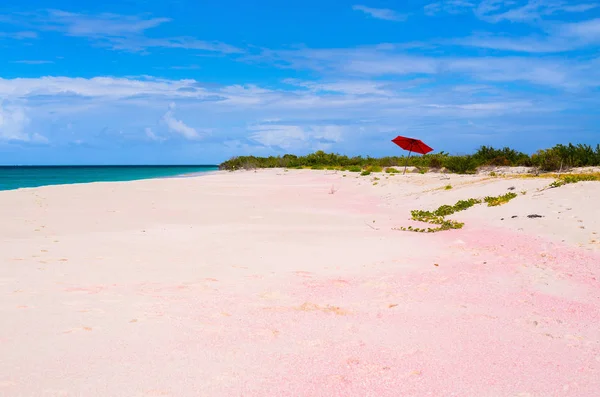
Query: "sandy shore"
1 169 599 396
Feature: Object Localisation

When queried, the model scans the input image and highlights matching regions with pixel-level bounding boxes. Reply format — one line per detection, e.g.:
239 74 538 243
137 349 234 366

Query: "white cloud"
425 0 475 15
264 45 600 89
0 104 48 143
42 9 171 37
12 60 54 64
0 76 209 99
144 127 165 142
249 124 346 151
352 5 407 21
475 0 598 23
561 18 600 41
3 9 241 54
451 34 578 52
425 0 598 22
249 124 307 149
285 79 395 95
161 103 201 140
0 31 38 40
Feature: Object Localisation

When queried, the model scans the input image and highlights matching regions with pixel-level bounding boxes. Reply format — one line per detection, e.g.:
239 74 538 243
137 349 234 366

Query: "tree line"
219 143 600 174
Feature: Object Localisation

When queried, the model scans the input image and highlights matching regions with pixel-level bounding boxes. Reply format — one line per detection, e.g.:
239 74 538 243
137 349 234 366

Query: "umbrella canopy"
391 136 433 155
391 136 434 174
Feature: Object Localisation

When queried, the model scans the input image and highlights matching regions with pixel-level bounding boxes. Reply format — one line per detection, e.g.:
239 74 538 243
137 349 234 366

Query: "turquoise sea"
0 165 218 191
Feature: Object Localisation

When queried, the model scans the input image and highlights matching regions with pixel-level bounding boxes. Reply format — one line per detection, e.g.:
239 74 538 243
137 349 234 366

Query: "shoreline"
1 169 599 396
0 166 219 192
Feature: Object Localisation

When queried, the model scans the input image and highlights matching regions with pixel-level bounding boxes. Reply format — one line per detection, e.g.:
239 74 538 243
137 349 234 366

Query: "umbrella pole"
403 150 412 175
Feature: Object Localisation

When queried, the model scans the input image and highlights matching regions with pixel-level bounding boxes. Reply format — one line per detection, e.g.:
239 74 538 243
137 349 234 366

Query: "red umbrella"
391 136 434 174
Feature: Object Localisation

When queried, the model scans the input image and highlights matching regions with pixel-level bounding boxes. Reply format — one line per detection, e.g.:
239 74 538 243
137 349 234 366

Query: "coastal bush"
218 143 600 173
473 146 530 167
347 166 362 172
443 156 478 174
360 170 371 176
385 167 400 174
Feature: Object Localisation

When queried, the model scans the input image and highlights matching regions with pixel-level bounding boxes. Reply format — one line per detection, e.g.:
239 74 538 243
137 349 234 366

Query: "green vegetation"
397 193 522 233
549 173 600 188
397 198 481 233
220 143 600 174
444 184 452 190
484 192 518 206
360 170 371 176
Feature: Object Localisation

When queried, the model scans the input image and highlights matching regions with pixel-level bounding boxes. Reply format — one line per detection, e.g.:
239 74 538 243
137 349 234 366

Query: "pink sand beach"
1 169 599 396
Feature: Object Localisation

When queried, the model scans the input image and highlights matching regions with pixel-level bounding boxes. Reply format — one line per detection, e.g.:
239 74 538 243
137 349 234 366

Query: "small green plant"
373 177 380 181
484 192 518 206
396 192 524 233
549 173 600 188
347 166 362 172
396 198 481 233
373 182 379 186
521 190 527 195
444 184 452 190
360 170 371 176
490 171 497 177
385 167 400 174
368 165 383 173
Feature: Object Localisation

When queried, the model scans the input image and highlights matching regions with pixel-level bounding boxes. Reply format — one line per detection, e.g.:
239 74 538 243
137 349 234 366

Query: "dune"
1 169 599 396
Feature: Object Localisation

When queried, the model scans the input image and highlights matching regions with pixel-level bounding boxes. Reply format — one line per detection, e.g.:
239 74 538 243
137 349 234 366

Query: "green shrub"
443 156 478 174
385 167 400 174
218 144 600 172
347 166 362 172
428 156 444 169
360 170 371 176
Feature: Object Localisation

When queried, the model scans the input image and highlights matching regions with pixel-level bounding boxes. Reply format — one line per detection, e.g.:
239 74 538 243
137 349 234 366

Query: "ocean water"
0 165 219 191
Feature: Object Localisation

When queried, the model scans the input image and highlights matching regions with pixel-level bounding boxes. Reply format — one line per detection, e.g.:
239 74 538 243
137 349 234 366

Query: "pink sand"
1 169 599 396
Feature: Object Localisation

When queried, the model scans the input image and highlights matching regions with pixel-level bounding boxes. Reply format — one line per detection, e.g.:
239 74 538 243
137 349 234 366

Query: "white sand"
1 169 599 396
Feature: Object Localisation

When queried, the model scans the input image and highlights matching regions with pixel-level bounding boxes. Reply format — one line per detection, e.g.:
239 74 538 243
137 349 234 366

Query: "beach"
1 169 599 396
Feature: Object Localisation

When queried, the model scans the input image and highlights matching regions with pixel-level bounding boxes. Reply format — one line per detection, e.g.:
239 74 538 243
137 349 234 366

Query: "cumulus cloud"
161 103 201 140
0 104 48 143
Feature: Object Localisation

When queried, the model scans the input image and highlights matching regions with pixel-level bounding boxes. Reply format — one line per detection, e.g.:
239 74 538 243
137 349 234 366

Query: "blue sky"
0 0 599 164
